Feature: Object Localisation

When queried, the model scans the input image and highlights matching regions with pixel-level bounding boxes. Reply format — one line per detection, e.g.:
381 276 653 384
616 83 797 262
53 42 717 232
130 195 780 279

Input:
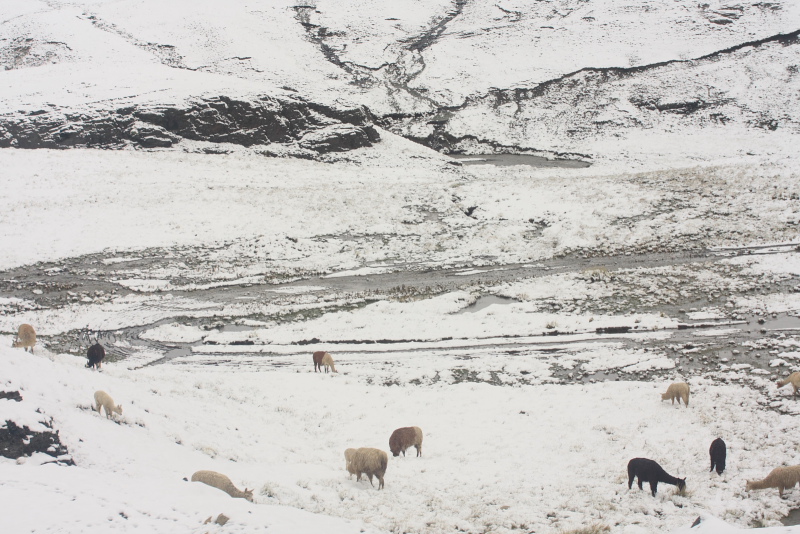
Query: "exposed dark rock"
0 391 22 402
0 95 380 156
0 419 73 464
596 326 632 334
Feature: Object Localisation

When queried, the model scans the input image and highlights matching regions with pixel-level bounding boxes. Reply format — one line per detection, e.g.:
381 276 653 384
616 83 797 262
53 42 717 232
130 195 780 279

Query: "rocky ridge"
0 95 380 156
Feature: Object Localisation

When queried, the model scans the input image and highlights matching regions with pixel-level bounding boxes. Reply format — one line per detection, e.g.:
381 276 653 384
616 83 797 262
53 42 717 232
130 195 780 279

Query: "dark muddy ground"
2 242 799 400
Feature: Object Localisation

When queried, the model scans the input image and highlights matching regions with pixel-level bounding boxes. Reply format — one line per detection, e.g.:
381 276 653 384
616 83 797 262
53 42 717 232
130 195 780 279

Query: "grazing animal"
86 343 105 369
389 426 423 457
709 438 726 475
93 390 123 419
776 372 800 398
348 448 388 490
321 352 337 373
661 382 690 407
191 470 254 502
344 448 357 479
746 465 800 497
627 458 686 497
312 351 326 372
11 324 36 354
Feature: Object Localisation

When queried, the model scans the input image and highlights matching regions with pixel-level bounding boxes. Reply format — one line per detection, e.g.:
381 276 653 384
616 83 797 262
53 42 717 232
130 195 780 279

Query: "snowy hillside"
2 0 799 161
2 1 800 533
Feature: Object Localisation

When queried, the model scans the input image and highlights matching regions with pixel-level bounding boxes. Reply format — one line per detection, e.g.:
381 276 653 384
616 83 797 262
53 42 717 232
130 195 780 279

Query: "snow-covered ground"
0 333 799 534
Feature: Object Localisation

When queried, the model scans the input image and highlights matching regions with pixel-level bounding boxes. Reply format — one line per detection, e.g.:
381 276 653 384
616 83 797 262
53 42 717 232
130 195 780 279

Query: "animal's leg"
628 473 634 490
378 476 384 490
416 445 421 457
637 478 644 491
368 474 374 487
649 481 658 497
95 401 102 415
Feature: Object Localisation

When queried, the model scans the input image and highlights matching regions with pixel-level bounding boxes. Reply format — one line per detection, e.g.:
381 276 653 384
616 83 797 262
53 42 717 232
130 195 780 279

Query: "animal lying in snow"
312 351 326 372
709 438 726 475
321 352 337 373
389 426 423 457
661 382 690 407
776 372 800 398
347 448 388 489
746 465 800 497
191 470 254 501
627 457 686 496
12 324 36 354
94 390 123 419
86 343 105 370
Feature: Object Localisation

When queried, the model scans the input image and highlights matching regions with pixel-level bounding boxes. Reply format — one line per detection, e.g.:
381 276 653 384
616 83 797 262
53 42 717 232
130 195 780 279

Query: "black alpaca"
86 343 105 370
709 438 726 475
627 458 686 497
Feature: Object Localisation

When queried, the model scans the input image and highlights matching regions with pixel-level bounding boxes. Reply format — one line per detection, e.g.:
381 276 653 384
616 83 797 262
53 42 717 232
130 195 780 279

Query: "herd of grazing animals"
9 326 800 509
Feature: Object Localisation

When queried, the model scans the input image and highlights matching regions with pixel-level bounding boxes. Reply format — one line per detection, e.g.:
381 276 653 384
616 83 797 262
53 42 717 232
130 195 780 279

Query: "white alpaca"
94 390 123 419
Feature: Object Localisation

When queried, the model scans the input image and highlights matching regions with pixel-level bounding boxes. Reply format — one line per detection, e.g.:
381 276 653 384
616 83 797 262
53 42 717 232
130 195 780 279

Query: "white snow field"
2 0 800 533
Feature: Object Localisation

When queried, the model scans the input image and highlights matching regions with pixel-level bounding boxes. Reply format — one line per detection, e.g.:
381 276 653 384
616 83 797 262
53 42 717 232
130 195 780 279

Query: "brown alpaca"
661 382 690 407
312 351 326 372
777 372 800 398
746 465 800 497
389 426 423 457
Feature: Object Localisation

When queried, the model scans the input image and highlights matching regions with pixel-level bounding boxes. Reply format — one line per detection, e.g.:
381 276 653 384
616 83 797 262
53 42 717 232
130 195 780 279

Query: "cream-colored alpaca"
321 352 337 373
94 390 123 419
191 470 254 501
777 372 800 398
746 465 800 497
12 324 36 354
661 382 690 407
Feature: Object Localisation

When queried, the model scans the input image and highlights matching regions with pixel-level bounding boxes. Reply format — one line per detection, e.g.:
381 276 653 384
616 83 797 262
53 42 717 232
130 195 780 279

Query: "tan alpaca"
12 324 36 354
347 448 388 490
777 372 800 398
661 382 690 407
94 390 123 419
746 465 800 497
191 470 254 501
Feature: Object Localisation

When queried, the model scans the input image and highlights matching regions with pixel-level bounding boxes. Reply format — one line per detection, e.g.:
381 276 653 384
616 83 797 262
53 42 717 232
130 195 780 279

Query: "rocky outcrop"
0 95 380 155
0 419 73 464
